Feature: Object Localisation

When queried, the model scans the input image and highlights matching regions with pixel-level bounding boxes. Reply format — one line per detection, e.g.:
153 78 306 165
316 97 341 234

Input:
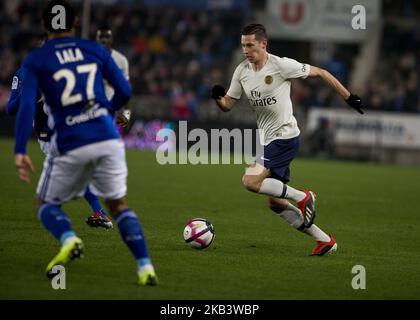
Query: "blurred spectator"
171 82 190 120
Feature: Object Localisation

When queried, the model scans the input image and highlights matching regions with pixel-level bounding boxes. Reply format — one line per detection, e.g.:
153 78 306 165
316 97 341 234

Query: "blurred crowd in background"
0 1 242 120
365 3 420 114
293 0 420 114
0 0 419 118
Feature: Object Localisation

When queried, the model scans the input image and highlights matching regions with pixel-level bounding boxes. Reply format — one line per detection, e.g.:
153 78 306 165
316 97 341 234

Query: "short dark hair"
38 32 49 42
241 23 267 41
42 0 76 33
97 26 112 33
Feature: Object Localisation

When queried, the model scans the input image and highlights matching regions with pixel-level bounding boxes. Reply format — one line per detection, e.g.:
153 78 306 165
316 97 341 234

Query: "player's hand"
345 93 364 114
14 153 35 183
116 113 129 127
211 85 226 100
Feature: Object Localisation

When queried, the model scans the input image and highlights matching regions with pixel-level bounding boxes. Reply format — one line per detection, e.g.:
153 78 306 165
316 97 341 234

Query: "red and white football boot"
310 234 337 256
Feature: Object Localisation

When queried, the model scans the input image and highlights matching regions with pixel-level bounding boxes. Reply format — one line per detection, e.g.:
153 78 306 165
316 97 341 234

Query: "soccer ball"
183 218 215 249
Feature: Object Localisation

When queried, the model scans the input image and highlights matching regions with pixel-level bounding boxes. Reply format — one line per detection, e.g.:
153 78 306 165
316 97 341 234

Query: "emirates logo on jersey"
265 75 273 85
251 90 261 99
249 90 277 106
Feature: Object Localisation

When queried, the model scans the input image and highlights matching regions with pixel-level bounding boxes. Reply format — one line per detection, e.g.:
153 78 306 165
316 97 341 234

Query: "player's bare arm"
308 65 364 114
216 95 236 112
308 66 350 99
211 85 236 112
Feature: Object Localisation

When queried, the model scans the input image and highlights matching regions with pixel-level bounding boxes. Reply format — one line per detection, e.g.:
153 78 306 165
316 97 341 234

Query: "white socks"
304 224 330 242
259 178 306 202
275 202 330 242
277 203 304 229
259 178 330 242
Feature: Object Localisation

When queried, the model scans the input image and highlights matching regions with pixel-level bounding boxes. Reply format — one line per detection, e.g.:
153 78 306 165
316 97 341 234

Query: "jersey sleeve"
6 70 22 116
102 48 131 111
14 57 38 154
277 57 310 79
122 56 129 80
226 65 243 99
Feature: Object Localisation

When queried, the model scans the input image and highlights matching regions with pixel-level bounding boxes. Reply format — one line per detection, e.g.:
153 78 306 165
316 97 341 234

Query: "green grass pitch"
0 138 419 299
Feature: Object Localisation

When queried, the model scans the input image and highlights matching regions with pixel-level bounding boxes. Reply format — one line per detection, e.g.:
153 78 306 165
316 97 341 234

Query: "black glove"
211 85 226 100
345 93 364 114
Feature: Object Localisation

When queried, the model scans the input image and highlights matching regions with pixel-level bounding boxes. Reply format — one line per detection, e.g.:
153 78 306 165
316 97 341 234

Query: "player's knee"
105 197 128 217
35 197 51 216
242 175 261 193
35 196 43 211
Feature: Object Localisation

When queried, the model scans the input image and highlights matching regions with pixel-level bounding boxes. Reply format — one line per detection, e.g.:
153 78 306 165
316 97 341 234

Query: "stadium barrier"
307 107 420 165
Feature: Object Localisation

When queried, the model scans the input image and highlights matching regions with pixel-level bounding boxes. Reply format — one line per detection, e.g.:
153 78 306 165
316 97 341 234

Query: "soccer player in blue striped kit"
13 0 157 285
7 34 113 230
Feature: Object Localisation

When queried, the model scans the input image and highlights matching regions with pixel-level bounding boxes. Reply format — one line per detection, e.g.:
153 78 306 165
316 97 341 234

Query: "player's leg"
243 163 307 201
89 139 157 285
267 197 305 230
267 197 337 255
242 137 316 227
36 154 88 277
84 186 113 229
242 163 315 226
37 198 84 278
105 197 157 286
38 139 112 230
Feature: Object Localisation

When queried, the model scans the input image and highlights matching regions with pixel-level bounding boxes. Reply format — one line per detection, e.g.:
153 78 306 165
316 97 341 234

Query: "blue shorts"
256 136 300 183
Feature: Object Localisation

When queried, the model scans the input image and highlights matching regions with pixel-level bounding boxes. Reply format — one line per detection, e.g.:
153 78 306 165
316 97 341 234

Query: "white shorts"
36 139 127 204
38 140 51 156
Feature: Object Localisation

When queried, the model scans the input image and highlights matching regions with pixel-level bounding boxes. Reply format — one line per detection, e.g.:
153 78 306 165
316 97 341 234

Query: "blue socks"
84 187 106 216
38 204 151 270
38 204 76 245
137 257 151 268
115 208 151 269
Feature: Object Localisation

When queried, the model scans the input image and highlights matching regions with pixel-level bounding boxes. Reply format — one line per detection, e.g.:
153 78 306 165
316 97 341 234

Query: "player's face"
241 34 267 64
96 30 113 50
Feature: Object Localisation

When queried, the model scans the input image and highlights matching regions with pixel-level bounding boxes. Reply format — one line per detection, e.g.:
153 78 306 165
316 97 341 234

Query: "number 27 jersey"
17 36 130 154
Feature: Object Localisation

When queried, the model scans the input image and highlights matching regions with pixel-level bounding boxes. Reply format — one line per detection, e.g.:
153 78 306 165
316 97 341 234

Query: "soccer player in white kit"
96 26 131 129
211 24 364 256
83 27 132 228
